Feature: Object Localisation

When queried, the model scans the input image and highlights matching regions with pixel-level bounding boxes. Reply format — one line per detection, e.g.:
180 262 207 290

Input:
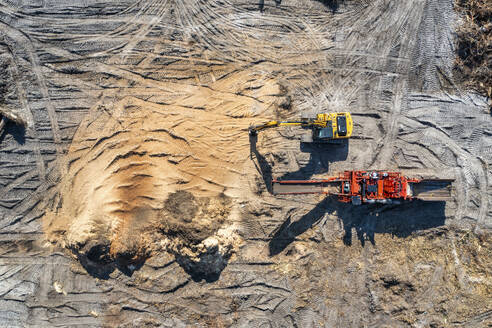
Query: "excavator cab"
337 115 348 136
249 112 353 143
301 112 352 143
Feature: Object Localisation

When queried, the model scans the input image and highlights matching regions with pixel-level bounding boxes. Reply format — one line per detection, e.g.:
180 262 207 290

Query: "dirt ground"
0 0 491 327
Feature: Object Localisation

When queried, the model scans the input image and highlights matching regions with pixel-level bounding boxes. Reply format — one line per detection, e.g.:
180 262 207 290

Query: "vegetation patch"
454 0 492 104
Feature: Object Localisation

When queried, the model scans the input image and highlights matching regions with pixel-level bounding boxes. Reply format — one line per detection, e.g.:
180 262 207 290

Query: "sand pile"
45 192 237 279
43 66 289 278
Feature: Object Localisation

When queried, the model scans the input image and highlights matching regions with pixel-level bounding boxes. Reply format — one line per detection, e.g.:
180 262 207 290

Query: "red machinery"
272 171 454 205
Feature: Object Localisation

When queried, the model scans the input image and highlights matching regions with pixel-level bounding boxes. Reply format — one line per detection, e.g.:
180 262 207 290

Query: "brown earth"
0 0 491 327
454 0 492 103
42 66 289 278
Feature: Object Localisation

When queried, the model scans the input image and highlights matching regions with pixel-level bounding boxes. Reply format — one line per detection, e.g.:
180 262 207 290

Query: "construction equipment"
272 171 454 205
249 112 353 143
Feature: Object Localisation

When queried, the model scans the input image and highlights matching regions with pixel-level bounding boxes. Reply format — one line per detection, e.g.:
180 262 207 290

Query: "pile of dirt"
156 191 238 281
454 0 492 102
159 191 231 244
44 188 237 278
1 0 491 326
42 65 289 278
41 111 240 276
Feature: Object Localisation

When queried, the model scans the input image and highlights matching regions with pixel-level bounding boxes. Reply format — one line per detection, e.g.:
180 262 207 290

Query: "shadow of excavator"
278 140 348 180
315 0 342 12
258 0 283 12
0 115 26 145
250 133 274 194
268 197 447 256
249 132 349 194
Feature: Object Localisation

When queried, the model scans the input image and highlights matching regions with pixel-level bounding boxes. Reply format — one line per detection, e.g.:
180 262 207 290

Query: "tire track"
107 0 169 64
372 1 427 168
1 36 46 183
0 1 490 326
399 120 488 224
0 21 63 156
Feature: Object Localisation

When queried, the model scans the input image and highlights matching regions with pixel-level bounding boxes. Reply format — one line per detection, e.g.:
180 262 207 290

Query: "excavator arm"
248 120 325 136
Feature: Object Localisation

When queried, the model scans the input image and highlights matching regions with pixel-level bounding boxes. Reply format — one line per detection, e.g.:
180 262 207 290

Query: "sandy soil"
41 63 288 279
0 0 491 327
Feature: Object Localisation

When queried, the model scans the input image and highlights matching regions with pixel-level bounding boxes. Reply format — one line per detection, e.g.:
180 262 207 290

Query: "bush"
454 0 492 104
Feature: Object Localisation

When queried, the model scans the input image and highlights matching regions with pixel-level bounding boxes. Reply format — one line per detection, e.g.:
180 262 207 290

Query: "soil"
161 191 231 244
0 0 491 327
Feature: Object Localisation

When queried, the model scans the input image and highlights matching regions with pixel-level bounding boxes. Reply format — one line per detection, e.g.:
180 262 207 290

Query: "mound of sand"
43 66 289 278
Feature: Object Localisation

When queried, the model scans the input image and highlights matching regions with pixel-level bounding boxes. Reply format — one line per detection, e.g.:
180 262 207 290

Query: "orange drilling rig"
272 171 454 205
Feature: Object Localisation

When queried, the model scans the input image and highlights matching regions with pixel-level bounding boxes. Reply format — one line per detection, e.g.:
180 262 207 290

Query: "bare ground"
0 0 491 327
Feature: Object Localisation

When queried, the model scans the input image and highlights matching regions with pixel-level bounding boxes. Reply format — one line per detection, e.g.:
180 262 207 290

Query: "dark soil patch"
164 190 199 223
160 191 231 244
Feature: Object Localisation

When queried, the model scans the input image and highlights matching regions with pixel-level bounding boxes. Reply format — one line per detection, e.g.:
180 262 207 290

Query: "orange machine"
272 171 454 205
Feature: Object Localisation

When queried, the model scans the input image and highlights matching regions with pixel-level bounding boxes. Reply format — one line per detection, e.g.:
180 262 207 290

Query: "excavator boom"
249 120 323 134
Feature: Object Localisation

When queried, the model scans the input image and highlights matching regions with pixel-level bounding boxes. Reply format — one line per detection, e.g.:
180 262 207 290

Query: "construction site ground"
0 0 491 327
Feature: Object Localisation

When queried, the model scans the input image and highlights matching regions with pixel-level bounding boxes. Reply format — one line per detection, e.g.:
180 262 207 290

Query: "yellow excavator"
249 112 353 143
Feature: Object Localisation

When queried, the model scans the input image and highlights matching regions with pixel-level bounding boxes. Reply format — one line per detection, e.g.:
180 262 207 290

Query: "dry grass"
454 0 492 104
